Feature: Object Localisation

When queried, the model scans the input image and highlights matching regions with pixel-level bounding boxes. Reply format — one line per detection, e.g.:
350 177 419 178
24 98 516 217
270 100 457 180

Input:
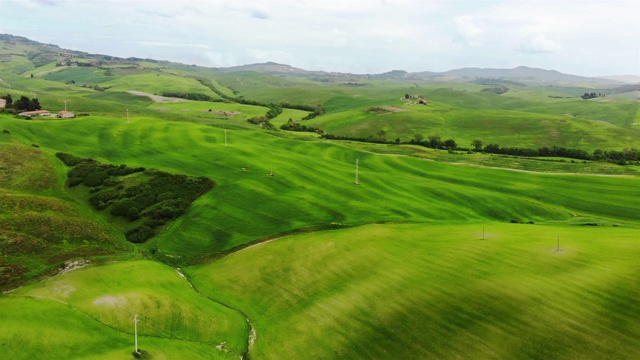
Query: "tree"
413 133 424 144
444 139 457 149
1 94 12 108
471 139 483 151
376 129 387 141
428 135 442 149
13 96 41 111
127 207 140 221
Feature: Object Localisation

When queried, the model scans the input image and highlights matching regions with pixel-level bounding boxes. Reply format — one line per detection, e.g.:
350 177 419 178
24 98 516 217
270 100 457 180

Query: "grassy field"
188 223 640 360
2 36 640 359
2 114 639 266
4 260 247 359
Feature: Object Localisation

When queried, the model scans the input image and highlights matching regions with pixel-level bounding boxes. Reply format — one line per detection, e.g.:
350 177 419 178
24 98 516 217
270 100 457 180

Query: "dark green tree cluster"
265 103 283 119
195 78 324 119
280 118 323 133
56 153 215 243
161 92 221 102
2 95 41 111
409 134 457 150
581 92 603 99
301 105 326 120
483 144 638 165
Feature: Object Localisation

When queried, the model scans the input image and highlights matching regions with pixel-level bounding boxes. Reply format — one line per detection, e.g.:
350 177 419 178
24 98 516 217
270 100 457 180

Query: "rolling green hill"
1 34 639 360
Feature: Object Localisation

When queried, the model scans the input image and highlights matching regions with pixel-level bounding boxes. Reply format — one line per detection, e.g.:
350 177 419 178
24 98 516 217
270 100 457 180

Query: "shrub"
83 171 109 187
55 152 85 166
126 226 155 243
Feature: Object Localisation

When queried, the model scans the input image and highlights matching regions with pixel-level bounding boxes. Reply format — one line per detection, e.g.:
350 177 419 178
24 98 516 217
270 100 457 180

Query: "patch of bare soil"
93 295 127 307
367 106 408 114
127 90 187 103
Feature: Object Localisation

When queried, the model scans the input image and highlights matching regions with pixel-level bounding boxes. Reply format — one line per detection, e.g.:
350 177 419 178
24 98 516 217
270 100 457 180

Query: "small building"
57 110 75 118
0 99 6 108
18 110 51 117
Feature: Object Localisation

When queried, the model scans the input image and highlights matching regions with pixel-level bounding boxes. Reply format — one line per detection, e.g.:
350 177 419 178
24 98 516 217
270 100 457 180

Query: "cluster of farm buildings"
0 99 74 118
17 109 75 118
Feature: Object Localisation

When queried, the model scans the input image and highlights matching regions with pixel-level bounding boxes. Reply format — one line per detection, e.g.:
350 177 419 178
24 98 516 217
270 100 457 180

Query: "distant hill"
0 33 628 86
412 66 624 85
598 75 640 84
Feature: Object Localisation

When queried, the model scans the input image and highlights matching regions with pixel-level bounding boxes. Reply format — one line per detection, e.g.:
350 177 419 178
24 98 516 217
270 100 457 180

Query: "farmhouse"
0 99 5 108
18 110 51 117
57 110 75 118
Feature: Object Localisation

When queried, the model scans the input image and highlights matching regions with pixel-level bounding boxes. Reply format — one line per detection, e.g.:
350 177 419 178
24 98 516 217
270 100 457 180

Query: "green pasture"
2 115 639 265
2 36 640 360
306 98 640 151
100 73 221 99
188 222 640 360
43 66 115 84
2 260 246 359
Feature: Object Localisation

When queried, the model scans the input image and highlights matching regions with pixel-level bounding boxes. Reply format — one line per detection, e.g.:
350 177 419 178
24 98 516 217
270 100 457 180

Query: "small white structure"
57 110 75 118
18 110 51 117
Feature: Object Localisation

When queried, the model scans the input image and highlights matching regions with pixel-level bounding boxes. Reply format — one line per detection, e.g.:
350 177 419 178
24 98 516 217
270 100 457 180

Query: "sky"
1 0 638 76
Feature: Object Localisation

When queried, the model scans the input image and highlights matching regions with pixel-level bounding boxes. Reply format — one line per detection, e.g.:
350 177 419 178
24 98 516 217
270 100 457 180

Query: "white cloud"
1 0 638 75
517 31 562 53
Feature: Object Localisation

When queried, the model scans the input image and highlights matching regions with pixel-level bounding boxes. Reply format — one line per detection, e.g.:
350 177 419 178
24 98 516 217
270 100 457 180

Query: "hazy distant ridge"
0 34 627 85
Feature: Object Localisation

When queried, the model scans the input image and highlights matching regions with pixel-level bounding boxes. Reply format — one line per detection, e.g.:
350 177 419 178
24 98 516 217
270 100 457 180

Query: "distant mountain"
412 66 624 85
216 62 309 74
597 75 640 84
0 33 628 86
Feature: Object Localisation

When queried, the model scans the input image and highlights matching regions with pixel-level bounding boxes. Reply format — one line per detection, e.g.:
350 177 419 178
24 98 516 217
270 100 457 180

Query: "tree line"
312 129 639 166
1 94 42 112
194 78 325 119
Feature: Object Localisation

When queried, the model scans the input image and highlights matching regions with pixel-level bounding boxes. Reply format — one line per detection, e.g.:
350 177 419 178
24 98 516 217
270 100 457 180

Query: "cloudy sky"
1 0 638 76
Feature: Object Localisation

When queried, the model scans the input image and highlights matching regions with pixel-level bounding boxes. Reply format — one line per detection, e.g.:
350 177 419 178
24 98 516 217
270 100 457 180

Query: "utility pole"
64 100 67 112
483 226 485 240
133 314 139 353
354 158 359 185
126 108 130 125
557 236 560 252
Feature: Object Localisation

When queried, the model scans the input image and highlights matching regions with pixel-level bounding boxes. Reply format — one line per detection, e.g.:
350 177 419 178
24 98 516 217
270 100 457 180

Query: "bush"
55 152 85 166
110 199 139 217
83 171 109 187
126 226 155 243
127 207 140 221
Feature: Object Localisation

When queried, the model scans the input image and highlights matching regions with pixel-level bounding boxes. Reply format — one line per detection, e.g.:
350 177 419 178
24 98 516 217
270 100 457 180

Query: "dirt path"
127 90 188 103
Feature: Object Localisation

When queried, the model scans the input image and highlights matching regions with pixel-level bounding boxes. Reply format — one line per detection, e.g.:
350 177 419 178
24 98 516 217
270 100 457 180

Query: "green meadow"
3 260 246 359
188 223 640 360
1 35 639 359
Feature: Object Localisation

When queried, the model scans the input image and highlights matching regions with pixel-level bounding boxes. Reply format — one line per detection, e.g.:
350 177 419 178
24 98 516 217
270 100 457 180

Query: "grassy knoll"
188 223 640 360
1 263 246 359
2 115 639 265
306 99 640 151
0 140 131 290
100 73 222 100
